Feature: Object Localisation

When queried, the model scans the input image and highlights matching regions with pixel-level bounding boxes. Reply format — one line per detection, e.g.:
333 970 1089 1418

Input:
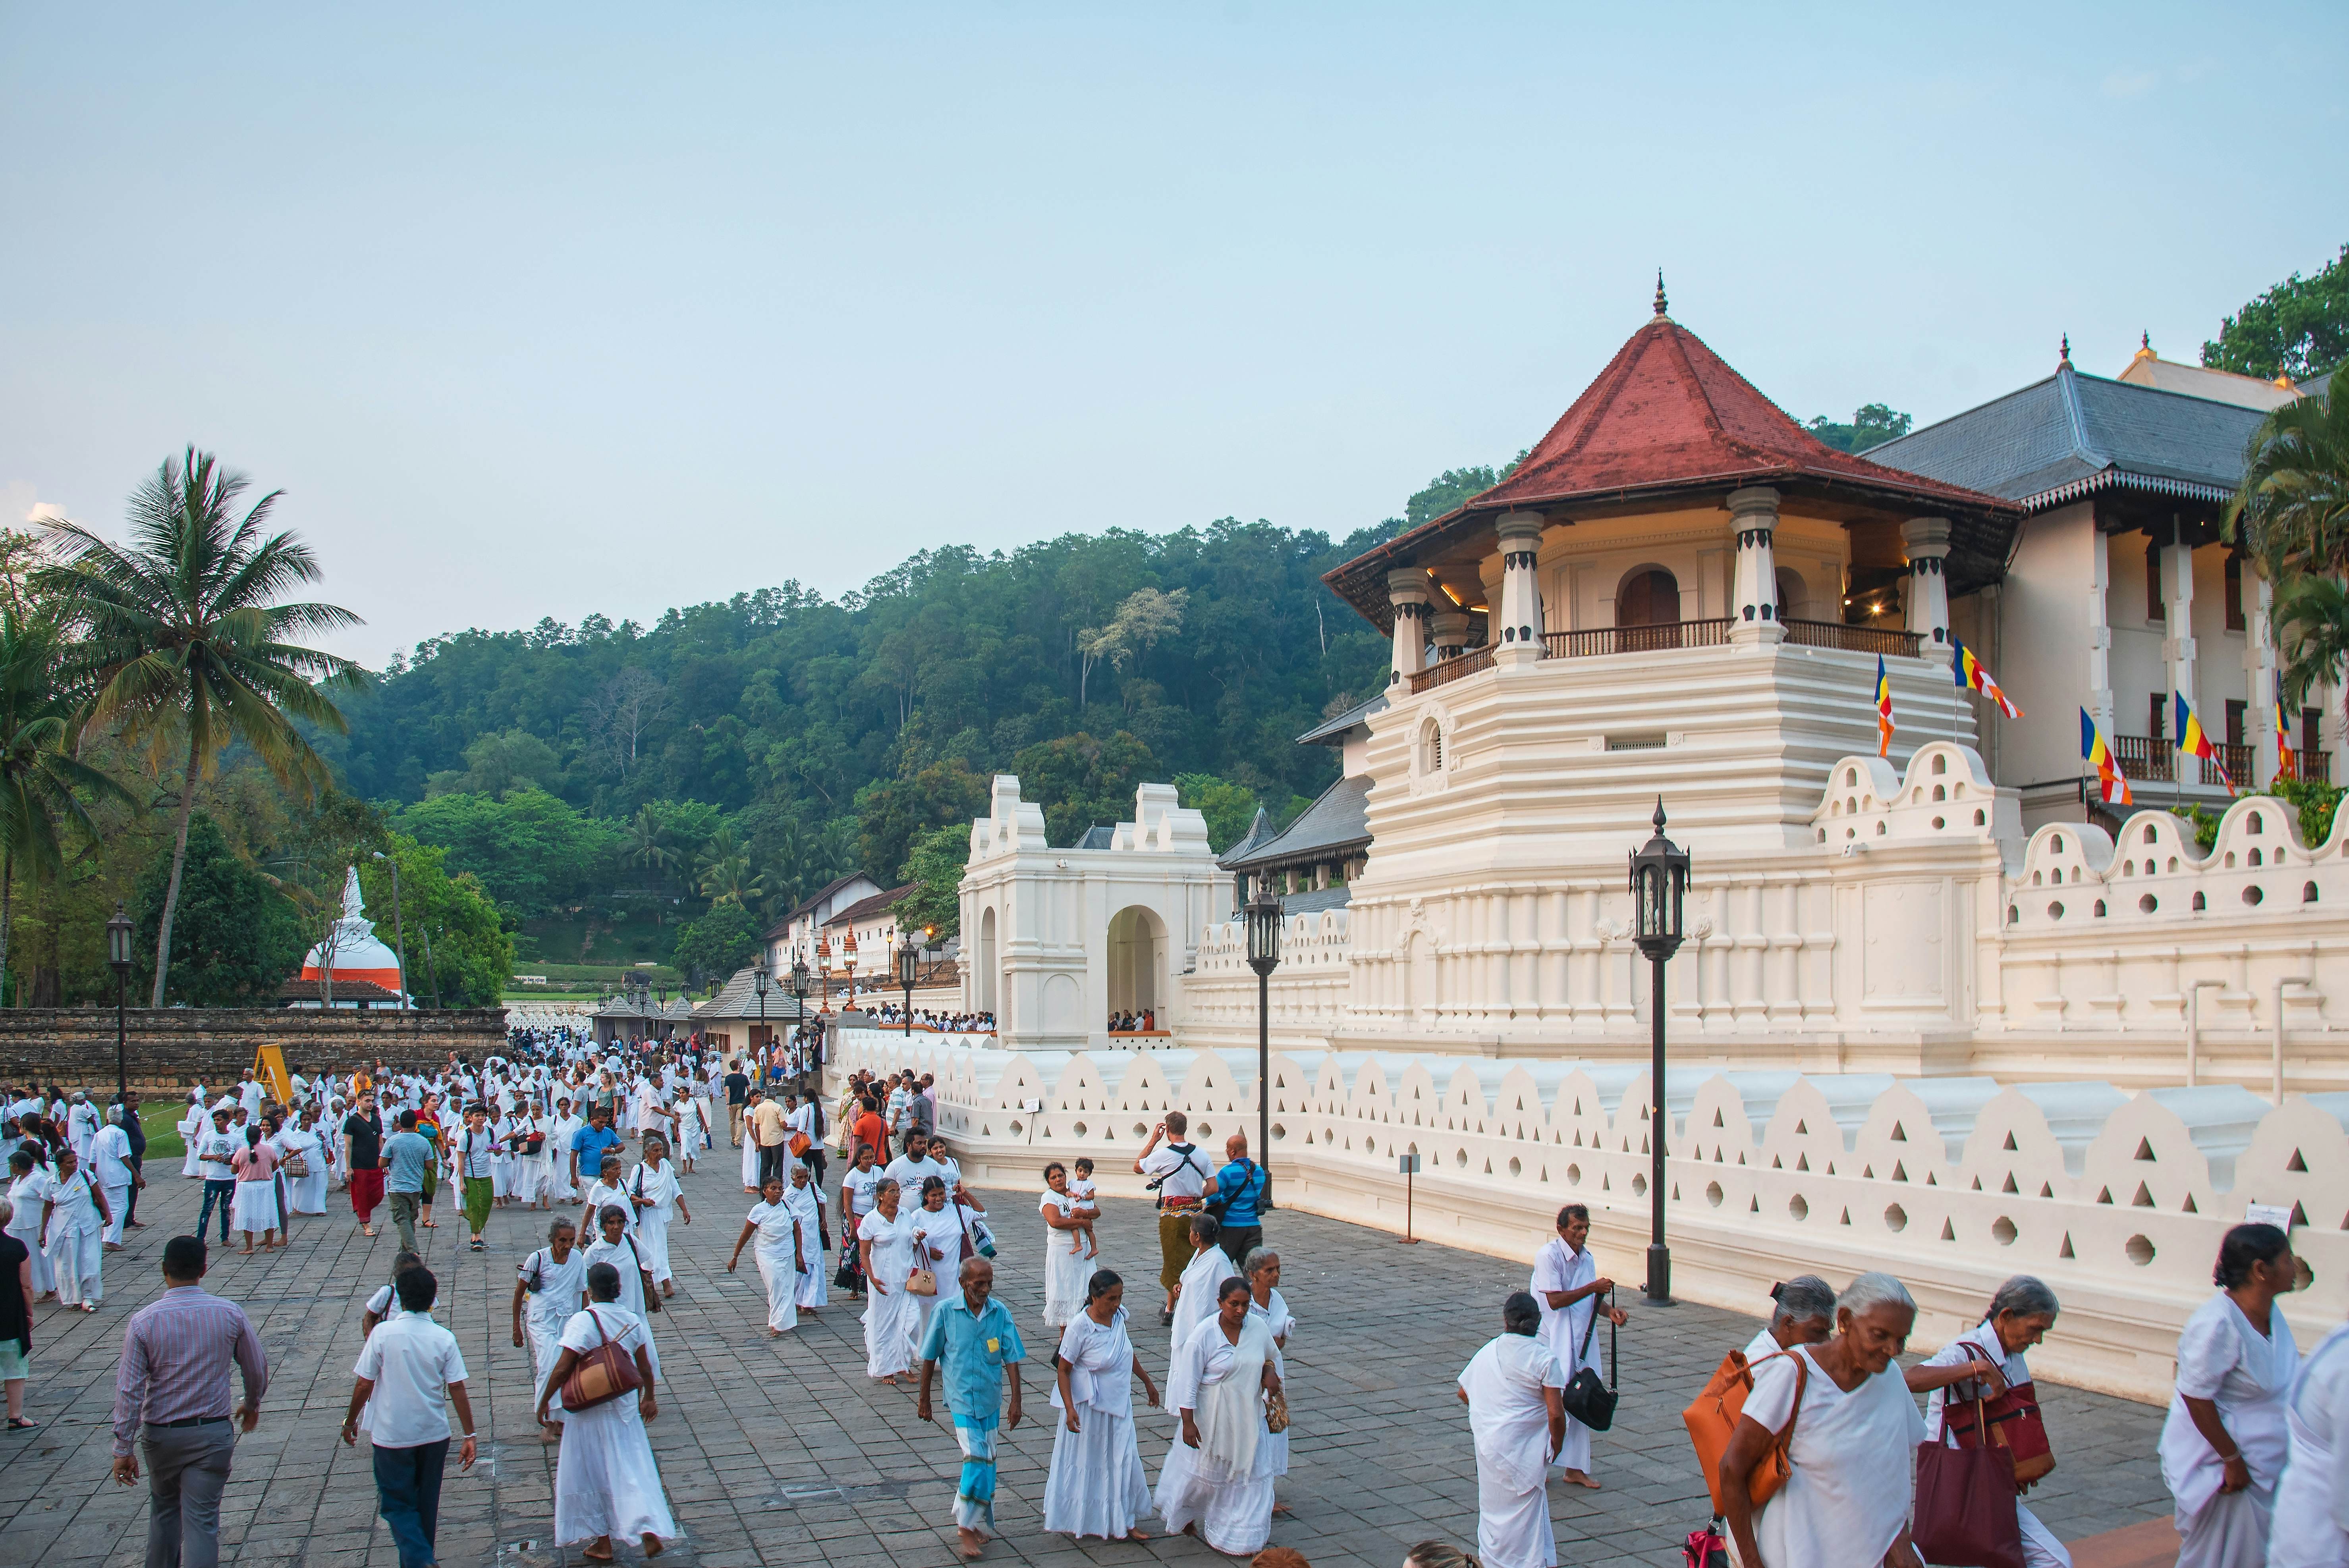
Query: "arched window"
1616 567 1683 650
1775 566 1807 622
1419 718 1444 773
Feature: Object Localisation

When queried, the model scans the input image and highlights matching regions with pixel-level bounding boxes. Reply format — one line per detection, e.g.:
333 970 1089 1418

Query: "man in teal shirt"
916 1258 1025 1558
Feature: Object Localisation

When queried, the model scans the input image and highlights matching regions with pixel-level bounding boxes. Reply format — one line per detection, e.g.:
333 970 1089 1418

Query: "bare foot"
540 1426 562 1443
1272 1502 1294 1516
957 1527 986 1559
581 1537 614 1562
642 1532 664 1558
1122 1529 1152 1541
1560 1469 1602 1489
768 1329 783 1338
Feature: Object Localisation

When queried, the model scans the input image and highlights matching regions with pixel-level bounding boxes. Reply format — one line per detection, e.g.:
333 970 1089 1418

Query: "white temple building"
901 299 2349 1397
286 866 407 1009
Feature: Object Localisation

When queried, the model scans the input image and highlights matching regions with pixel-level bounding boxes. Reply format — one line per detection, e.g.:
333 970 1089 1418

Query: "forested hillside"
320 466 1517 972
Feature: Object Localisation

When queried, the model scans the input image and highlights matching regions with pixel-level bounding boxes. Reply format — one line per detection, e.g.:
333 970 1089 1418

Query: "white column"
2246 557 2280 787
1493 512 1546 667
1387 569 1430 686
2164 531 2197 736
2087 528 2114 745
1901 516 1953 665
1727 486 1785 646
1429 608 1470 663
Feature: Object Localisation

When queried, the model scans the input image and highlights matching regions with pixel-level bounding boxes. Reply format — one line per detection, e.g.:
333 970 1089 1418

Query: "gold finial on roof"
2059 333 2071 366
2276 371 2300 390
1654 270 1668 318
2133 331 2155 361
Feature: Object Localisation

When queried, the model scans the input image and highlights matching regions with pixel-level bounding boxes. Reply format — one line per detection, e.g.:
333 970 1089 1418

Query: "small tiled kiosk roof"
1324 307 2021 633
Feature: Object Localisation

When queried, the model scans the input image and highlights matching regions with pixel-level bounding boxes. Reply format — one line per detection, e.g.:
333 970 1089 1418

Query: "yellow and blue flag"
2174 692 2233 791
1951 638 2022 719
2080 708 2132 805
1874 654 1894 757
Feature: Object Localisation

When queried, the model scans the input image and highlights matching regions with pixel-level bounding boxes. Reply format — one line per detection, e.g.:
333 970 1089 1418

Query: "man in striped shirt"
110 1236 268 1568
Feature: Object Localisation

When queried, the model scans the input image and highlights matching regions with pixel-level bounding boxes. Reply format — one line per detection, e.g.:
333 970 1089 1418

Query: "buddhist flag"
1874 654 1895 757
1952 638 2023 718
2081 709 2132 805
2175 692 2233 791
2277 671 2299 781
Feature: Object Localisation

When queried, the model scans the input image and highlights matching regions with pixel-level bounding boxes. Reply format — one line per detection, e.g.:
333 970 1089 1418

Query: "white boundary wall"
842 1026 2349 1404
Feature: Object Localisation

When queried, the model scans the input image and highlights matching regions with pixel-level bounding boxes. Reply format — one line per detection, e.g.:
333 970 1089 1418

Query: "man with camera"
1131 1111 1217 1326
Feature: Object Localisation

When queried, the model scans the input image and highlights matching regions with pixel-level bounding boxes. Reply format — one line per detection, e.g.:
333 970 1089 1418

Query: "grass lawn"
139 1099 188 1161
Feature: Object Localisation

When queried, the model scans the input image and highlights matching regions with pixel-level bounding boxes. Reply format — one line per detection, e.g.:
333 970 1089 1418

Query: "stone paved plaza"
0 1150 2176 1567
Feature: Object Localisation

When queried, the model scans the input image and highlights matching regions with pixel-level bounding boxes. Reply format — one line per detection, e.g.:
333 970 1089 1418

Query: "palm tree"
0 608 132 1003
622 804 675 883
695 827 767 910
2227 377 2349 579
2275 575 2349 727
37 448 362 1005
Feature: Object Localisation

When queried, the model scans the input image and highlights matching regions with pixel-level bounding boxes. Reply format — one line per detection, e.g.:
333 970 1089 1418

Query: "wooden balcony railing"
2285 753 2335 785
1782 619 1923 657
1407 645 1494 693
2112 735 2256 788
1541 619 1734 659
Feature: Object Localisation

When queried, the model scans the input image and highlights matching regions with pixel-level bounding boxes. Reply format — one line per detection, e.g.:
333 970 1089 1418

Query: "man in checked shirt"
109 1235 268 1568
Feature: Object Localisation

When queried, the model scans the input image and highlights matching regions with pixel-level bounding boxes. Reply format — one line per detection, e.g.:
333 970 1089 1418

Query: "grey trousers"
143 1420 234 1568
386 1191 422 1254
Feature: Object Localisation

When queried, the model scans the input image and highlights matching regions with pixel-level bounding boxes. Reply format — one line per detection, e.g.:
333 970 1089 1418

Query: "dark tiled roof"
1862 363 2268 511
1222 775 1372 872
766 872 879 938
280 978 402 1005
691 964 809 1022
1278 884 1353 916
1218 807 1279 868
1325 314 2021 631
1296 693 1388 747
1074 824 1116 849
822 883 920 928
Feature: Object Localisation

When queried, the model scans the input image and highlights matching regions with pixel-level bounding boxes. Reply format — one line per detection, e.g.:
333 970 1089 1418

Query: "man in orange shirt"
850 1096 886 1163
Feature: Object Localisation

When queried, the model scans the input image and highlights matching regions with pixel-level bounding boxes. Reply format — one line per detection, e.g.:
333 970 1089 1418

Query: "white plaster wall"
1995 504 2098 789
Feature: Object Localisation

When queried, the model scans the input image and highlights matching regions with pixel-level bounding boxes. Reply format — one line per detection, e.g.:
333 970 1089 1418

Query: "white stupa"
298 866 405 996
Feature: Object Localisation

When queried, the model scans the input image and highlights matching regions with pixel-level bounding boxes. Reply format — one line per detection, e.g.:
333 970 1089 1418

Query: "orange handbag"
1682 1348 1806 1513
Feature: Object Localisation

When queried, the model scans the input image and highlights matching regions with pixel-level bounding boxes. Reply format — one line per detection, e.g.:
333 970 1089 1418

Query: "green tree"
892 822 968 940
620 802 676 881
672 901 759 986
359 837 513 1007
0 608 132 1003
855 755 987 885
2227 376 2349 581
38 449 362 1004
1806 404 1913 453
389 787 619 918
1009 731 1159 845
426 727 563 798
130 812 306 1005
1076 587 1187 708
2204 243 2349 382
1174 771 1261 854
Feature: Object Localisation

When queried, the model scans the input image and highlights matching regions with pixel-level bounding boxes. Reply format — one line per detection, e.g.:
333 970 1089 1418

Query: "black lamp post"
1628 798 1691 1304
788 956 811 1093
753 957 772 1068
1244 882 1284 1194
106 903 134 1105
896 931 921 1036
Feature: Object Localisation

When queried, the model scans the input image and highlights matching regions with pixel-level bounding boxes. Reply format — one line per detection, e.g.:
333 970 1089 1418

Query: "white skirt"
863 1280 921 1378
637 1210 673 1284
552 1392 676 1545
1044 1409 1152 1539
7 1219 53 1294
1155 1430 1277 1555
755 1249 798 1333
1044 1235 1090 1328
180 1142 202 1178
230 1181 278 1232
529 1321 568 1425
794 1246 829 1308
291 1166 330 1215
741 1139 759 1190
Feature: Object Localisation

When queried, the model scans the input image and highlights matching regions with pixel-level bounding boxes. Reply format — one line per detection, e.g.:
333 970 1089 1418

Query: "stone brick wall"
0 1008 510 1091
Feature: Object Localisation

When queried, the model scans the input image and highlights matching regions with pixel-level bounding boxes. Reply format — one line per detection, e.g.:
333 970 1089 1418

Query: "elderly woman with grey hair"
1718 1272 1927 1568
1743 1275 1836 1364
1244 1247 1295 1504
1903 1274 2067 1568
1456 1292 1565 1568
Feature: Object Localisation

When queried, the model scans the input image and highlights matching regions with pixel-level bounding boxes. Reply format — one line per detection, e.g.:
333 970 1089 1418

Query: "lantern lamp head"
1627 797 1691 960
753 958 771 997
106 903 134 972
1245 884 1284 976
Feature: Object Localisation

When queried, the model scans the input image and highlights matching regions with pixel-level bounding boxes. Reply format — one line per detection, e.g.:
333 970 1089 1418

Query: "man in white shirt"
90 1107 141 1248
236 1074 264 1119
343 1263 476 1568
1132 1110 1217 1325
66 1093 100 1161
884 1130 948 1196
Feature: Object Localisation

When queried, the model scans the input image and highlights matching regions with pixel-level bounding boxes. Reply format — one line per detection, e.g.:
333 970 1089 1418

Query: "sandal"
7 1418 36 1431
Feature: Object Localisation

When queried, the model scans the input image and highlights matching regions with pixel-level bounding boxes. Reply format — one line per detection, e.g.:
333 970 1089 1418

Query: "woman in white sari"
279 1107 331 1215
1040 1162 1091 1330
1046 1267 1159 1541
728 1174 804 1334
1718 1272 1928 1568
2161 1222 2301 1568
2272 1310 2349 1568
628 1138 688 1297
177 1094 207 1178
1244 1249 1296 1504
512 1217 586 1442
582 1203 663 1382
858 1178 921 1383
534 1259 677 1562
1158 1274 1285 1556
782 1162 828 1312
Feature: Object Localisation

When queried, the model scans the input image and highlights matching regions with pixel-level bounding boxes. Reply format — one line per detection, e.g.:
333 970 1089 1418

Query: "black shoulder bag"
1558 1288 1619 1431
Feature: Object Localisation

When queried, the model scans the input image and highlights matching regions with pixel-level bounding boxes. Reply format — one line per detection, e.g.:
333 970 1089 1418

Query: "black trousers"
757 1145 787 1188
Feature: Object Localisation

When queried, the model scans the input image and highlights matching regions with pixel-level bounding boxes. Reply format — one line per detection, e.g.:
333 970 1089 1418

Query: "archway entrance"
1105 905 1168 1026
1616 567 1683 650
977 906 998 1014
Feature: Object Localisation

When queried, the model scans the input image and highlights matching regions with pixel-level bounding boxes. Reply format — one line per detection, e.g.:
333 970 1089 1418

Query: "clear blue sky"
4 3 2341 667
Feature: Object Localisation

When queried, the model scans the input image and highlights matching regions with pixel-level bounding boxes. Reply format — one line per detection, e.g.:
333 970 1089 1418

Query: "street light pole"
788 957 811 1094
371 851 408 1010
897 929 925 1037
1244 883 1284 1196
754 958 772 1077
106 904 134 1106
1629 798 1691 1304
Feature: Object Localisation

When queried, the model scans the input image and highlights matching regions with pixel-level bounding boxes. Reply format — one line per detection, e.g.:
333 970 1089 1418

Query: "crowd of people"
56 1022 2349 1568
856 1002 996 1034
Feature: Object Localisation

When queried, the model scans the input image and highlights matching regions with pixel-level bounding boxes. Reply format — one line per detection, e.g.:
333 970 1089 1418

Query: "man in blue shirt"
1210 1132 1269 1272
568 1105 623 1194
916 1259 1025 1559
380 1111 437 1256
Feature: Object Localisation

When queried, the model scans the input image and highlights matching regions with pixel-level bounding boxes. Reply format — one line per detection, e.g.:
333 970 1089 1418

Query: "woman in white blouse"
1903 1274 2067 1568
277 1107 332 1216
1045 1268 1160 1541
1157 1275 1285 1555
1718 1272 1927 1568
726 1174 805 1336
1243 1248 1296 1505
627 1138 689 1298
1039 1161 1091 1331
857 1178 921 1383
2161 1223 2301 1568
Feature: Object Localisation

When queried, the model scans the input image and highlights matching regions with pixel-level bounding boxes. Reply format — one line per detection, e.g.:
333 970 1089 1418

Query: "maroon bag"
1911 1394 2024 1568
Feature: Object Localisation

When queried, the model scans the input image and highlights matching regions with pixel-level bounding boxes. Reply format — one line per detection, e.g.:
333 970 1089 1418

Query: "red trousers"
349 1167 385 1221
